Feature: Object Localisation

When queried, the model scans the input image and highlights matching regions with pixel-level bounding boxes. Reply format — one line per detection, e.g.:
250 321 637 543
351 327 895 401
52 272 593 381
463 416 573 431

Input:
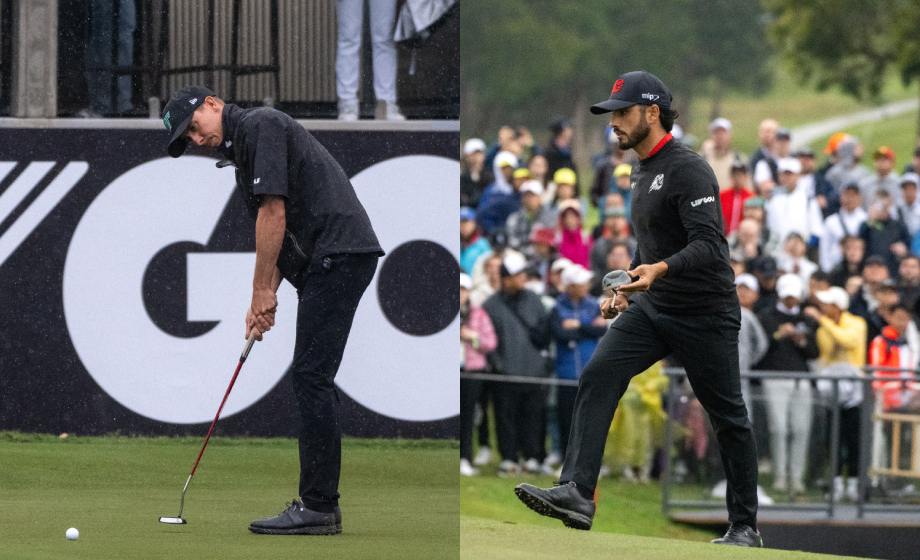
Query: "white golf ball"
66 527 79 540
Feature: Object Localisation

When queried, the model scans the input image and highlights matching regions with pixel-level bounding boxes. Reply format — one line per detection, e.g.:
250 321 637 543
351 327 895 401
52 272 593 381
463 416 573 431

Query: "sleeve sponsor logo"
691 196 715 207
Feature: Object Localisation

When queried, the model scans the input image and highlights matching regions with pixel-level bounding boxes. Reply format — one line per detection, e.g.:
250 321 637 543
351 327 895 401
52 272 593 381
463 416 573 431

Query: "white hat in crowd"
776 273 803 300
816 286 850 310
734 273 759 293
460 272 472 290
777 157 802 174
502 251 527 276
671 123 683 140
561 264 593 286
551 258 573 274
494 151 519 169
463 138 486 155
520 180 544 196
709 117 732 132
901 172 920 187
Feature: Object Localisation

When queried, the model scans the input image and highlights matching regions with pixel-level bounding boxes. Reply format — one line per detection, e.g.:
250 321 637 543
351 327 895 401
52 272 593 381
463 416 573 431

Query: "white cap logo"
189 98 198 104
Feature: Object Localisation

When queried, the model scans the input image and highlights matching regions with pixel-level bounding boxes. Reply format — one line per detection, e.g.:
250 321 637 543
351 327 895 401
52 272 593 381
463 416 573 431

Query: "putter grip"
241 332 257 361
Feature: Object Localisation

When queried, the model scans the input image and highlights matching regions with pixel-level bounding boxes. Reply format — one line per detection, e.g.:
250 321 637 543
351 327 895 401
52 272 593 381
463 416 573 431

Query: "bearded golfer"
514 71 762 547
163 86 383 535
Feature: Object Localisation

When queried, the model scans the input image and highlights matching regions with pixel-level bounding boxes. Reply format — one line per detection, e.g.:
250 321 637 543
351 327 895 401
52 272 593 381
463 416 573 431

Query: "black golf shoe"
711 523 763 547
249 499 341 535
514 481 595 530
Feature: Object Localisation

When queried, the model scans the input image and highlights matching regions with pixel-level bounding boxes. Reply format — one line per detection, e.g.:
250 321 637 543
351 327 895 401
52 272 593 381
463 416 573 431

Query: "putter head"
602 270 631 293
159 517 187 524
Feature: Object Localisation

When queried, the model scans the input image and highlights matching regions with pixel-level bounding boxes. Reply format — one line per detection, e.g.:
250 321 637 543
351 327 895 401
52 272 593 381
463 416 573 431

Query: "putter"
602 269 632 294
159 332 258 525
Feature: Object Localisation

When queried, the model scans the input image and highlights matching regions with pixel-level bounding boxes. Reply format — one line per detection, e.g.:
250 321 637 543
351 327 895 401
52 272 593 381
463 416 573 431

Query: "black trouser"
556 385 578 463
292 252 378 513
560 295 759 528
460 377 484 461
838 405 861 476
495 382 545 462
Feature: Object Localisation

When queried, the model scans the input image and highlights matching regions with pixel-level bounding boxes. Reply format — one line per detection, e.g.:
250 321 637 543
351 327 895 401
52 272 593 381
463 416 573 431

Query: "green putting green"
461 515 864 560
0 432 457 560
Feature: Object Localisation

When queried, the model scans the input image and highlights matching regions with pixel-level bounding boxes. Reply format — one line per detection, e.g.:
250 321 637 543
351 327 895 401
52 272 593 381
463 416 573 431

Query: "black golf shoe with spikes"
249 499 341 535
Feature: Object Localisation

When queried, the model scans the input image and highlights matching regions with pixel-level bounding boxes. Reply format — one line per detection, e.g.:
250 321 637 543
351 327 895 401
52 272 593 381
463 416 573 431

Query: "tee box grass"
0 433 457 560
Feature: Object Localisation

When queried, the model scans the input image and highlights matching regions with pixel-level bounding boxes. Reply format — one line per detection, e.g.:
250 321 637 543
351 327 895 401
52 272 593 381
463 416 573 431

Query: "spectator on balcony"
483 252 552 477
805 287 867 502
551 265 608 463
335 0 404 121
461 139 494 208
460 273 497 476
754 274 819 495
821 184 867 273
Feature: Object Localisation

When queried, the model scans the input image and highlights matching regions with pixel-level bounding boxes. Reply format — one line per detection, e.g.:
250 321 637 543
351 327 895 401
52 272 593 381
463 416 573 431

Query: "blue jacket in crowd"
476 183 521 236
550 293 608 380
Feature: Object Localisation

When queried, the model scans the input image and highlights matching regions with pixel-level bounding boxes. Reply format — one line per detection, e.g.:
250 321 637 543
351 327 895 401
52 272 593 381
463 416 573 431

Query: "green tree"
765 0 920 135
461 0 772 163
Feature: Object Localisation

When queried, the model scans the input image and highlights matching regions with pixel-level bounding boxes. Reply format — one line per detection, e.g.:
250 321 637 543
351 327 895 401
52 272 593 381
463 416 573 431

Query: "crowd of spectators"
460 116 920 500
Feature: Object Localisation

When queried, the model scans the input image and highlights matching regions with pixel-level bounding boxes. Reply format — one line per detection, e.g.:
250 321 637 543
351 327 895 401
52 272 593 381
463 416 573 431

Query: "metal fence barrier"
461 366 920 519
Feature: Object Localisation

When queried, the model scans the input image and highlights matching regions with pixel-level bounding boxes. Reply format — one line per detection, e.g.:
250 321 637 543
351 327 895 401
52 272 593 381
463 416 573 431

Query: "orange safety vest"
869 326 919 410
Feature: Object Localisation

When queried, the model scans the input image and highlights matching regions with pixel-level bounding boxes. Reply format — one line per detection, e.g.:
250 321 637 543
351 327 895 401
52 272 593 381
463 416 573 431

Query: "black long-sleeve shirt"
628 136 738 315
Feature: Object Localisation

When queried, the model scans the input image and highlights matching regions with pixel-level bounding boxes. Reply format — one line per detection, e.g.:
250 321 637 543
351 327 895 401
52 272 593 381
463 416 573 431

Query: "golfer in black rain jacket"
514 71 763 547
163 86 383 535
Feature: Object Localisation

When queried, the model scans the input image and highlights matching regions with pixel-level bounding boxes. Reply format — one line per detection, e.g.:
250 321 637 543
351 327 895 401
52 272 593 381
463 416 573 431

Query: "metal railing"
460 365 920 519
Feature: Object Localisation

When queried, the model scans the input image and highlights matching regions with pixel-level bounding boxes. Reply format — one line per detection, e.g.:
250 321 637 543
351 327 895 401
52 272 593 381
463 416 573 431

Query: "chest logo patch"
691 196 715 207
649 174 664 192
225 140 232 148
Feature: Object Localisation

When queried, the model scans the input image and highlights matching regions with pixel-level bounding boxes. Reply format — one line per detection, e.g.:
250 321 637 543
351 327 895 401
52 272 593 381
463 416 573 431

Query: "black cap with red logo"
590 71 672 115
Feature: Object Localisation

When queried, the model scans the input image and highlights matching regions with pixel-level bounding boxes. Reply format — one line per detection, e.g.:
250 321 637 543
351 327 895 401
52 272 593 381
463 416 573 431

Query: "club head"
159 517 187 524
602 270 631 293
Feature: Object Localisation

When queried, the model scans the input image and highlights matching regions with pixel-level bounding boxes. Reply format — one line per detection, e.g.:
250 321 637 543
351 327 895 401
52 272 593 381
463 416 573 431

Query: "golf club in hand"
159 332 258 525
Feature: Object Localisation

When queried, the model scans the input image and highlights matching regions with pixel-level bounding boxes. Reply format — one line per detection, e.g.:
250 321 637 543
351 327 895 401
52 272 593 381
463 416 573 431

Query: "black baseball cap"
162 86 216 158
590 71 672 115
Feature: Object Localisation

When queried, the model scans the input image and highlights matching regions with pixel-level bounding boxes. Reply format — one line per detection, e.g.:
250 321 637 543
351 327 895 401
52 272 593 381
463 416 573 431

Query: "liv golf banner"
0 124 459 439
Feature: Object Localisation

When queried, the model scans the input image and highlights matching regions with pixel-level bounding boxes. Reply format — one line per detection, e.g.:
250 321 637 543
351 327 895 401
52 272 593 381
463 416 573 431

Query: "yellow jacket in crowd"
606 362 669 469
815 312 867 369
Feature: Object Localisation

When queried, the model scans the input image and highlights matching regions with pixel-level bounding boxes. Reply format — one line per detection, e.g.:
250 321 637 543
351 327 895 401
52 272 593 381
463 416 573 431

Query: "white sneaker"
543 452 562 468
460 459 478 476
523 458 541 474
846 477 859 502
598 464 611 478
497 460 521 478
473 446 491 466
757 485 775 505
337 99 358 121
833 476 845 501
622 466 638 483
711 479 728 499
384 100 406 121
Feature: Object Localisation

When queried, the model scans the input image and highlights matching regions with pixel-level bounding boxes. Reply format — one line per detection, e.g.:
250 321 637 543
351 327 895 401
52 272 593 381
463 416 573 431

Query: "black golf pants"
292 252 378 513
560 295 759 527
